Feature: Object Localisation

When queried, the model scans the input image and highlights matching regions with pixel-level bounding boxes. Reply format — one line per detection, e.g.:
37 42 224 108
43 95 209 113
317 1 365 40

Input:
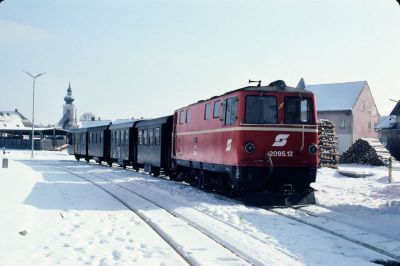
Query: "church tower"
57 83 77 129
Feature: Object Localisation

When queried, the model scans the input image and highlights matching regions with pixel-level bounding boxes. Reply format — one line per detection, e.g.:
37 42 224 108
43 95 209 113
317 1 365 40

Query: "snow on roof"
306 81 366 112
112 118 137 124
376 115 396 129
79 120 112 128
0 111 29 130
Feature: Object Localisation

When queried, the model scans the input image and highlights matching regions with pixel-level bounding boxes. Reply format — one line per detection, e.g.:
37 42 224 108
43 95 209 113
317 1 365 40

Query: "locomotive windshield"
245 96 277 124
284 96 314 124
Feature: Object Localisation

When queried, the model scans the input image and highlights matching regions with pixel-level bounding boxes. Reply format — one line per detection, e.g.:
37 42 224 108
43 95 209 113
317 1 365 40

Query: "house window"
155 127 160 146
368 121 371 131
204 103 211 120
186 109 190 123
213 100 221 118
179 110 185 124
339 119 346 129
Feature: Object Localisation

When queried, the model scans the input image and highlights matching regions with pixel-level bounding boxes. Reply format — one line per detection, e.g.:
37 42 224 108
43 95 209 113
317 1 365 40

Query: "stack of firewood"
339 138 391 166
318 119 339 168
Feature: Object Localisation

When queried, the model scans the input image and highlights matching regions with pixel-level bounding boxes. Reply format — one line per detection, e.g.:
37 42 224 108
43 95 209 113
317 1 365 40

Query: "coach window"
179 110 185 124
245 96 277 124
186 109 191 123
138 130 143 145
143 129 148 145
155 127 160 146
204 103 211 120
149 128 154 145
213 100 221 118
224 97 238 126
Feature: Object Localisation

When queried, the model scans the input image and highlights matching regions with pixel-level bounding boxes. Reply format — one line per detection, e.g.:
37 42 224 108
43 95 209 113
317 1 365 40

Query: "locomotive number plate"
267 150 294 157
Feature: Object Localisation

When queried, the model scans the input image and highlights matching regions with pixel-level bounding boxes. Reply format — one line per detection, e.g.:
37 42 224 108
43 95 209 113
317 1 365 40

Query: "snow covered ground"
0 150 399 266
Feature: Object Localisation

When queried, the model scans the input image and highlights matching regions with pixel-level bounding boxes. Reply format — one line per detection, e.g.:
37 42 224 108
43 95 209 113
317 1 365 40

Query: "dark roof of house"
306 81 367 112
390 102 400 116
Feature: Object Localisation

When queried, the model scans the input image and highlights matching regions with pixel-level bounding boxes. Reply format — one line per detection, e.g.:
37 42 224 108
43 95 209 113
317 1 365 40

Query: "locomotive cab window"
179 110 185 124
245 96 277 124
284 97 314 124
204 103 211 120
223 96 238 126
213 100 221 118
186 109 190 123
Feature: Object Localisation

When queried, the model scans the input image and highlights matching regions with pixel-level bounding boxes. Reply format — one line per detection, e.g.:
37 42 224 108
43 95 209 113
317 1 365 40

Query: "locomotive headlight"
244 142 256 153
308 144 318 154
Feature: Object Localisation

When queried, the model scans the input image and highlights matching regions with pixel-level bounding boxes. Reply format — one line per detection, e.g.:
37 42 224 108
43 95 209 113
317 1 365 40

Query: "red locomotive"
171 80 318 206
69 80 318 207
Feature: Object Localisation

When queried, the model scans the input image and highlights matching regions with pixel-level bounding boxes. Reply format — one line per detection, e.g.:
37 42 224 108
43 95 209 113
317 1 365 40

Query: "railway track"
45 162 295 266
44 160 399 265
267 207 400 263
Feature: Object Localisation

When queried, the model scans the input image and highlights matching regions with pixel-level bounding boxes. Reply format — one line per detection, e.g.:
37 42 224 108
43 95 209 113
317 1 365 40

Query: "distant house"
306 81 380 154
0 109 67 150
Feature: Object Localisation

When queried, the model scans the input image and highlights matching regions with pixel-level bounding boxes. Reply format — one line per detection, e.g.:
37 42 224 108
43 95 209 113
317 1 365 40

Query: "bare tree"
79 112 96 122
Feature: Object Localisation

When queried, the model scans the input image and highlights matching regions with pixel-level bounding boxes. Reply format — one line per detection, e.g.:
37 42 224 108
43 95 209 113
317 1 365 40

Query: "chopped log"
339 138 391 166
318 119 339 169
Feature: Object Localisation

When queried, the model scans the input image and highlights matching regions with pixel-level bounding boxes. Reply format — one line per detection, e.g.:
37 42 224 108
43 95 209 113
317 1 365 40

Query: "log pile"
339 138 391 166
318 119 339 168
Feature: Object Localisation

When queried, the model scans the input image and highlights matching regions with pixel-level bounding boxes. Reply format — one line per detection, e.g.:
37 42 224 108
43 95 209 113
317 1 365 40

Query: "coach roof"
109 119 140 130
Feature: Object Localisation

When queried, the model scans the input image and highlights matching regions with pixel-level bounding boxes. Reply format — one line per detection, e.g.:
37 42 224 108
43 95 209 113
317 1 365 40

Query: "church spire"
64 82 75 104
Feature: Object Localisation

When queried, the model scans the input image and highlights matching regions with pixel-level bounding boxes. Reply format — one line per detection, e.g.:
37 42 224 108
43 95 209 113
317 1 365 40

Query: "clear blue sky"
1 1 399 125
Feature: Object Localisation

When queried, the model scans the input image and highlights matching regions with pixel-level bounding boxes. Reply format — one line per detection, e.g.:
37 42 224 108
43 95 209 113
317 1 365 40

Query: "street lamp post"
23 70 46 158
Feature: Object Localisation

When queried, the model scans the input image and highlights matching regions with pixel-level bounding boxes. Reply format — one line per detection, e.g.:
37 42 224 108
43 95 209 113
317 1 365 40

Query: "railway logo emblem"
272 134 290 147
226 139 232 151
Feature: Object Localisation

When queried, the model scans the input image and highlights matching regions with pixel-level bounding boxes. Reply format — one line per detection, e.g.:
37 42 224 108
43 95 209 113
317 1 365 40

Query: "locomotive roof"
184 84 313 108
